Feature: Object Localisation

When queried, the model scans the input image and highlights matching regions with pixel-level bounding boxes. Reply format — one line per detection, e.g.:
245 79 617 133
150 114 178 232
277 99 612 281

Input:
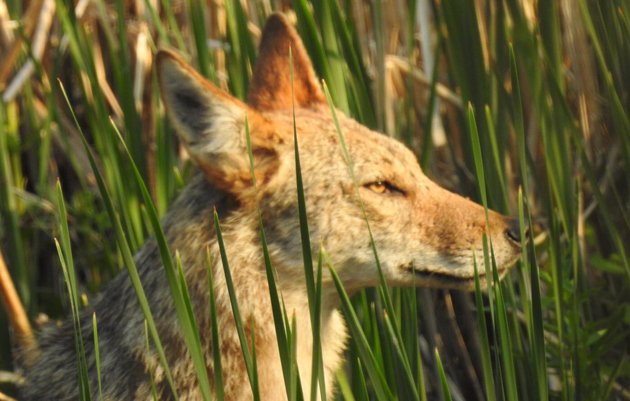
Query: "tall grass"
0 1 629 400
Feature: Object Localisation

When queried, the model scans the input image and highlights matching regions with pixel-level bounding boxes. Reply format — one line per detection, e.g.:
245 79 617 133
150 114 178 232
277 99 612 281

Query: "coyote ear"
248 13 325 111
157 49 276 193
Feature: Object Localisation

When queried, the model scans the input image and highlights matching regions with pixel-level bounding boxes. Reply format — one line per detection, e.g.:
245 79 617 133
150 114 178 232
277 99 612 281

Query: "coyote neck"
163 177 347 400
275 284 348 401
201 234 348 401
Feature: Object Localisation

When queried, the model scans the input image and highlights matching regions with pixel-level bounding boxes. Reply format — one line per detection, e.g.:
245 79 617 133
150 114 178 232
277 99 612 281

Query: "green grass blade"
213 211 260 401
473 257 497 401
245 114 299 397
55 183 91 400
92 313 103 400
434 349 453 401
187 0 212 79
322 81 420 399
224 0 256 99
519 190 548 401
0 103 28 307
111 119 212 400
58 80 179 400
327 262 393 400
206 249 224 401
54 239 91 401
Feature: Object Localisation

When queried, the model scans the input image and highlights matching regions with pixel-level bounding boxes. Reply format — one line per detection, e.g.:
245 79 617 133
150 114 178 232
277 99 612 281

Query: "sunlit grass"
0 1 628 400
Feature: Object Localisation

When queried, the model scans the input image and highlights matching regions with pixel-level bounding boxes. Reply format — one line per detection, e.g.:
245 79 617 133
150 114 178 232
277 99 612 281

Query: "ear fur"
157 49 278 193
248 13 325 111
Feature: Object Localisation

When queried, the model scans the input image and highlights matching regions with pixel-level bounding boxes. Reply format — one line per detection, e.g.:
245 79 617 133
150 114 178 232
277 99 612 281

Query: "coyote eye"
365 181 404 196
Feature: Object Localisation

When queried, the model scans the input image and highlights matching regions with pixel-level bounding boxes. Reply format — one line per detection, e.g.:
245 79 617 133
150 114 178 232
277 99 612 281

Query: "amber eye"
364 181 404 195
367 181 388 194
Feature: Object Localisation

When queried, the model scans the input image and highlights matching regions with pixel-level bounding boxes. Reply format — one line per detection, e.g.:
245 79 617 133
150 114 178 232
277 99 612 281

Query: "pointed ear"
157 49 280 193
248 13 325 111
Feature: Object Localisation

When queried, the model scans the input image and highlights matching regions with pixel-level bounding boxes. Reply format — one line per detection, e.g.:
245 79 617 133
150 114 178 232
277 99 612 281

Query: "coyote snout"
10 12 522 401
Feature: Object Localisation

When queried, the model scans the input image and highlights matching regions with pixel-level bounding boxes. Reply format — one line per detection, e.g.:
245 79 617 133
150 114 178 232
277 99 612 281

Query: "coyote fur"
2 13 522 401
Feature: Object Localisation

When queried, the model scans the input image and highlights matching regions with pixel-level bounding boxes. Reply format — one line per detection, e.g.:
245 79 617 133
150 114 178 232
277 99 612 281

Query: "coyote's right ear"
157 49 280 194
248 13 325 111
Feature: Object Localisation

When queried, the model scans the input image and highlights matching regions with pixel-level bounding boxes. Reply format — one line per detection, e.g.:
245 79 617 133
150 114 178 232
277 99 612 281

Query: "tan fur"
9 13 521 401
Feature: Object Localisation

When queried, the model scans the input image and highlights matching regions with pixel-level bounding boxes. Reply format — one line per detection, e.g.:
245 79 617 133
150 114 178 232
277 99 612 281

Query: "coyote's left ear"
157 49 280 194
248 13 325 111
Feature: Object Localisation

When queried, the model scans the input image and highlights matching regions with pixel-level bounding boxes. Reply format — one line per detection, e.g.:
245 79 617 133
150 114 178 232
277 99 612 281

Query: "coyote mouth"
401 264 508 289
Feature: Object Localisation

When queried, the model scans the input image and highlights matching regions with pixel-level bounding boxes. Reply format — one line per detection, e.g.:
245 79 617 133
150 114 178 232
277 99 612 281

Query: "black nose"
505 219 526 244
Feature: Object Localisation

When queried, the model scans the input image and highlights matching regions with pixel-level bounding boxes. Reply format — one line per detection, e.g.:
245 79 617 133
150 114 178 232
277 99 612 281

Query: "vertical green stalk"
55 182 91 400
0 102 28 308
213 212 261 401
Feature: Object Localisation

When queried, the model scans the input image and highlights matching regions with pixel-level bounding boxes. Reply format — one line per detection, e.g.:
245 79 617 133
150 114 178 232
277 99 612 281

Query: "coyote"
3 13 522 401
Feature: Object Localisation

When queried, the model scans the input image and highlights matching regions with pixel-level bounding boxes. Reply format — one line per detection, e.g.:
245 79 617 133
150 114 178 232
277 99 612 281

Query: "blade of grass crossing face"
59 81 179 400
289 47 324 400
322 82 420 398
322 83 399 319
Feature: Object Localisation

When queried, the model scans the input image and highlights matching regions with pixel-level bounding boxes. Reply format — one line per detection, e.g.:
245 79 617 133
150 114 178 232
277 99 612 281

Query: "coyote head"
157 14 521 292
